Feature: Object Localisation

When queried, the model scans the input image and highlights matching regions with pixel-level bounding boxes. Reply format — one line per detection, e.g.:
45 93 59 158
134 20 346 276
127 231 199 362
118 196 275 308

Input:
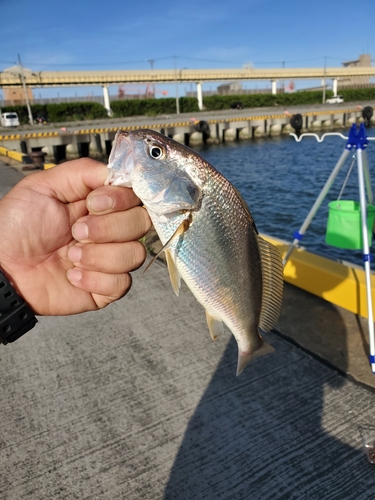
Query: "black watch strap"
0 270 38 345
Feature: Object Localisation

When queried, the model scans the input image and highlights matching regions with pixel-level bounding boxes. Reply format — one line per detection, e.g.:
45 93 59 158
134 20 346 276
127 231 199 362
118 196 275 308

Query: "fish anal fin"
236 341 275 376
205 311 224 341
165 249 181 297
257 235 284 332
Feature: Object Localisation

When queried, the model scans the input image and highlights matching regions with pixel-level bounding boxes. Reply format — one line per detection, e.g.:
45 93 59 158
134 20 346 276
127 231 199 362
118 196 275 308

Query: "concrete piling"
0 107 366 162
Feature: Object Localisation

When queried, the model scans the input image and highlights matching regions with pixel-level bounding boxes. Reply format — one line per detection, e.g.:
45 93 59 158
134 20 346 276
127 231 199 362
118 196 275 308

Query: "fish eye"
149 145 164 159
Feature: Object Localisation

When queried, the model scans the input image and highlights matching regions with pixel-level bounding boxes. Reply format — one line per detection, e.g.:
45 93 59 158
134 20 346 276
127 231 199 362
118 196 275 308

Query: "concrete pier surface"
1 161 375 499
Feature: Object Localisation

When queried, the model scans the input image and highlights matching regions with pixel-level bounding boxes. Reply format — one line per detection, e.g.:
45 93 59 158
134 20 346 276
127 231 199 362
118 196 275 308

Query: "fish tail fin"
257 235 284 332
236 340 275 376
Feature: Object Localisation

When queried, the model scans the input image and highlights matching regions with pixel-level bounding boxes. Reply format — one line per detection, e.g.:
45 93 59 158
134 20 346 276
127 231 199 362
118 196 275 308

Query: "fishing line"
337 152 356 201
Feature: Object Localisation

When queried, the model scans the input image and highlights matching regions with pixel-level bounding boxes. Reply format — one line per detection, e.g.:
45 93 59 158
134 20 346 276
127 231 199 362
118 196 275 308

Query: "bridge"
2 66 375 113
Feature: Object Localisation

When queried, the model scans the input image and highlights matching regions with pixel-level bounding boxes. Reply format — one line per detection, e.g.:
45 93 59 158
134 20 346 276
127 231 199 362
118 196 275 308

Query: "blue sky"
1 0 374 100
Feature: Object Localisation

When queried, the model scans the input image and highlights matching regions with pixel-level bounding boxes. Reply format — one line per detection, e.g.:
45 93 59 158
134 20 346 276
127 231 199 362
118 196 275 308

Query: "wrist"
0 268 38 345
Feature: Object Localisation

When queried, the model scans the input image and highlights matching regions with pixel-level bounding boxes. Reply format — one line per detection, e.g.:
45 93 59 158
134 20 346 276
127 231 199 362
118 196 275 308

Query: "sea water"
196 130 375 268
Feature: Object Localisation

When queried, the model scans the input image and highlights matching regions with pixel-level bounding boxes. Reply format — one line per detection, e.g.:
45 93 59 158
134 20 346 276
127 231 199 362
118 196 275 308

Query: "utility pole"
18 54 33 125
147 59 156 97
173 56 180 115
322 56 327 104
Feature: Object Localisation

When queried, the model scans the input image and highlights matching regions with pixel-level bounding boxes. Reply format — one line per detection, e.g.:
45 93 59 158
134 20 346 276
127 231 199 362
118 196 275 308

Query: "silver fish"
106 129 283 375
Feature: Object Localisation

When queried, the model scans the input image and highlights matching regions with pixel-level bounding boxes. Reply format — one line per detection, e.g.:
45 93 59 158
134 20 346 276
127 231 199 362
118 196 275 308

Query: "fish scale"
168 193 261 327
106 129 283 375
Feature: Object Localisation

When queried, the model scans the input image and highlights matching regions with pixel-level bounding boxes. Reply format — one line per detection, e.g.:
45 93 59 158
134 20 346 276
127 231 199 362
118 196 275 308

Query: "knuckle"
141 208 152 233
81 244 98 268
112 187 137 209
130 241 147 268
115 273 132 299
89 215 112 242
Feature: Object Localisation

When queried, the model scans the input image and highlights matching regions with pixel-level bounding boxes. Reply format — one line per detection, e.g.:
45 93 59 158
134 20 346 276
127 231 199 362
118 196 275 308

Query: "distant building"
2 65 34 105
339 53 372 87
3 86 33 105
217 81 243 95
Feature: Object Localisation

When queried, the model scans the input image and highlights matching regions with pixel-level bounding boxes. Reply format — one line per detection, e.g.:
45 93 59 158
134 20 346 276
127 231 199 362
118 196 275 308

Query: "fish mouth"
105 130 134 187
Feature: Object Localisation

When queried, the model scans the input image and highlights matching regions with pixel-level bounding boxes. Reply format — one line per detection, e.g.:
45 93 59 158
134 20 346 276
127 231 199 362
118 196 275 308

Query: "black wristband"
0 270 38 345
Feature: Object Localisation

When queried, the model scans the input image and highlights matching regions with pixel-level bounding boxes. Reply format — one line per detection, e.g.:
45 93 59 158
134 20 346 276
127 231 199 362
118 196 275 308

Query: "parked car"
326 95 344 104
1 112 20 127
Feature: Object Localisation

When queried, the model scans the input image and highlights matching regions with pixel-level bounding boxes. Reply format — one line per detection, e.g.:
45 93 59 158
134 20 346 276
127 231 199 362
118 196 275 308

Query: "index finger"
24 158 109 203
86 185 141 215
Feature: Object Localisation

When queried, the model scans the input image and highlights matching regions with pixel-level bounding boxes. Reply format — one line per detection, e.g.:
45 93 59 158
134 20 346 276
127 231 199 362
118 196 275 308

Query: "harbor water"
195 130 375 268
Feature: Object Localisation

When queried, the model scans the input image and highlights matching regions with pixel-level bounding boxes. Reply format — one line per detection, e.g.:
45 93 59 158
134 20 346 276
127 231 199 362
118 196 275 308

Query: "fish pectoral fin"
257 235 284 332
165 249 181 296
205 311 224 341
142 217 190 276
236 341 275 376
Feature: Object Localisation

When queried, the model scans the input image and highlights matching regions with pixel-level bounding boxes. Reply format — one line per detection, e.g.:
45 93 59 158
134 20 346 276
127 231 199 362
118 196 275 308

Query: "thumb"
24 158 109 203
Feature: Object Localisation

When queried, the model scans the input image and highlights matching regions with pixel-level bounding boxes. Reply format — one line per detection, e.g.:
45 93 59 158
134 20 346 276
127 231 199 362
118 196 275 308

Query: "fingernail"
67 268 82 283
72 222 88 241
67 245 82 263
88 194 113 212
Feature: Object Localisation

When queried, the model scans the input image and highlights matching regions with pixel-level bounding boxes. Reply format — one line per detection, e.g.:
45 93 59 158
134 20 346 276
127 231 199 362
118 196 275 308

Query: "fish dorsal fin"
165 249 181 296
257 235 284 332
205 311 224 341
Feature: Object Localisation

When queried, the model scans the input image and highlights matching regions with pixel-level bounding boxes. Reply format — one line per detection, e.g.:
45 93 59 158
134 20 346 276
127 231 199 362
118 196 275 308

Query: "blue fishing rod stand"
346 123 372 256
285 123 375 374
346 122 368 152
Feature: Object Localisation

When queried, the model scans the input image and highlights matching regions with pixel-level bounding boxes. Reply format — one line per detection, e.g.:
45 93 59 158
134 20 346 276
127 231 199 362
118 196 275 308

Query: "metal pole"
357 147 375 373
18 54 33 125
283 147 350 265
173 56 180 115
363 150 373 204
147 59 156 97
322 56 327 104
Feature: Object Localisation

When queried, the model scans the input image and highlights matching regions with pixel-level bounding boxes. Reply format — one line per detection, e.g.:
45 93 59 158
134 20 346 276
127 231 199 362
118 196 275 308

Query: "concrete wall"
0 109 365 161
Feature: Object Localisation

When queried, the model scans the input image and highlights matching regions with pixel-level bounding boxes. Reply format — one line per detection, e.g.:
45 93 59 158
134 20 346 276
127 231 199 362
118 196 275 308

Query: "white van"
1 112 20 127
326 95 344 104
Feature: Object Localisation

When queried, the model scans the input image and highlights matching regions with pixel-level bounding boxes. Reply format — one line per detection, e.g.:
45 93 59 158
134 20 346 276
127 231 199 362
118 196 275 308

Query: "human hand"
0 158 151 316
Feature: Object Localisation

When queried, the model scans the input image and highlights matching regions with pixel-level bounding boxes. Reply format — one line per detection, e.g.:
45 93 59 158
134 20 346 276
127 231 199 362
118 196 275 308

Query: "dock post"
102 85 112 116
196 82 203 111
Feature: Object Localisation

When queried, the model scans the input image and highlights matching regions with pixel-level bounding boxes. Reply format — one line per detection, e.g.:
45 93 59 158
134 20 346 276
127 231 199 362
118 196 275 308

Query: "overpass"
1 66 375 113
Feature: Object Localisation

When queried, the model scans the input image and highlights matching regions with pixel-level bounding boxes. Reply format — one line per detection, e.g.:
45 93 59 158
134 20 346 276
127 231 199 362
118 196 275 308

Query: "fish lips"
106 130 134 187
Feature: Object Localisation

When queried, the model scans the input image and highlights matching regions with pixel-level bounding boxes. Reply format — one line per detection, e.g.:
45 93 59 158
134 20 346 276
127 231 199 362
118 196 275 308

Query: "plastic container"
325 200 375 250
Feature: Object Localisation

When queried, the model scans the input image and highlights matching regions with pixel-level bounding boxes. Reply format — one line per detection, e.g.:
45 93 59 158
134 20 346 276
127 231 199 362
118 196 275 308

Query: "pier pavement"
1 161 375 499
